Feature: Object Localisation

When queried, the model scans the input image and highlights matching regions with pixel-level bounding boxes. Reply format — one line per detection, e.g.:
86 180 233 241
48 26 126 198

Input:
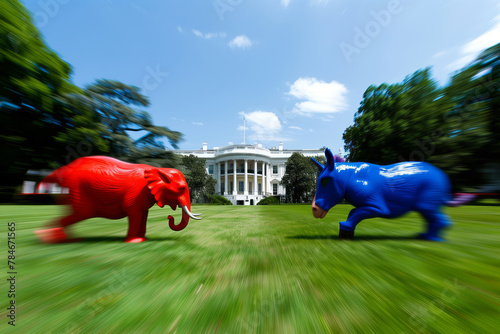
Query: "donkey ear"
144 169 172 208
325 148 335 172
311 158 324 172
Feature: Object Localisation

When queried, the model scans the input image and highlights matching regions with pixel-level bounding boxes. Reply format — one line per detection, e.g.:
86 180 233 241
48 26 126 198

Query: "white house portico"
177 142 325 205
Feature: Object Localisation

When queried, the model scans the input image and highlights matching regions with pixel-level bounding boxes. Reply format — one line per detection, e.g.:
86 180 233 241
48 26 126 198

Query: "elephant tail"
36 168 67 193
446 193 476 207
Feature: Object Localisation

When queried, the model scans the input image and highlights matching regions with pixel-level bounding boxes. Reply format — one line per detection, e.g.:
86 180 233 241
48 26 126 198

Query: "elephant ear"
144 168 172 208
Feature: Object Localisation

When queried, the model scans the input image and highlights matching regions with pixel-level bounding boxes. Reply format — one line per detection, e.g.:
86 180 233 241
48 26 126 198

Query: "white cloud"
228 35 253 49
192 122 204 126
239 111 286 141
192 29 226 39
287 77 348 115
192 29 203 38
207 32 227 39
177 26 183 33
462 15 500 54
447 14 500 71
289 125 303 131
281 0 328 8
432 50 446 59
311 0 329 5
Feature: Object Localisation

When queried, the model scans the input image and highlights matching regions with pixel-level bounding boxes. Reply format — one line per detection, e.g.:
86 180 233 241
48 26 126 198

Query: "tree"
436 43 500 188
180 155 216 203
342 43 500 190
0 1 185 201
59 79 183 167
0 0 78 199
343 68 442 164
281 152 320 203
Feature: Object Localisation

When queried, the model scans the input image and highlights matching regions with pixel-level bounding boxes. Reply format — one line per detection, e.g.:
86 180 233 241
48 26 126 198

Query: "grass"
0 203 499 333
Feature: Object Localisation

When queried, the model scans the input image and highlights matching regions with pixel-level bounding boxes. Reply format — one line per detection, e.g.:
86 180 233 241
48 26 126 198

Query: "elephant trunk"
168 204 202 231
168 209 189 231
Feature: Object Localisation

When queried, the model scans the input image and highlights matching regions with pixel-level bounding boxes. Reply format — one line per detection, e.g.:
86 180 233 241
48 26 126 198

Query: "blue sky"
22 0 500 152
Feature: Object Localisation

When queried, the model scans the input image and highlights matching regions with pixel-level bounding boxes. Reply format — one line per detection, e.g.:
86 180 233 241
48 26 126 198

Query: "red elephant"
35 156 201 243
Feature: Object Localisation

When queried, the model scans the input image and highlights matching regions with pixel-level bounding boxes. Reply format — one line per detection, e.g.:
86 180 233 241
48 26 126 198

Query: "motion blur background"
1 2 499 333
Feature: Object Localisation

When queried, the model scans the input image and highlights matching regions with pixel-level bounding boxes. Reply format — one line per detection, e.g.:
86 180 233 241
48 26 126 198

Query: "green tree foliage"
0 0 77 197
343 45 500 190
206 194 232 205
344 68 442 164
437 43 500 188
257 196 280 205
281 152 319 203
0 1 184 200
180 155 216 203
59 79 182 167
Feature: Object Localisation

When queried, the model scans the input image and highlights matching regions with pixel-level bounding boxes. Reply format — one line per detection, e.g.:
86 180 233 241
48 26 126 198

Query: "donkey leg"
418 210 453 241
339 204 389 239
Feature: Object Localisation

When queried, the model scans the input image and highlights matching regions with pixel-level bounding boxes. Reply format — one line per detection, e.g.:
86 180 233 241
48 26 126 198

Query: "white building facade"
177 142 324 205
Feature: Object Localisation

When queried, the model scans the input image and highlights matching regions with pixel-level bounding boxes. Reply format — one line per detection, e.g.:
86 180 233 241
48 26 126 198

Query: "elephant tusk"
182 206 202 220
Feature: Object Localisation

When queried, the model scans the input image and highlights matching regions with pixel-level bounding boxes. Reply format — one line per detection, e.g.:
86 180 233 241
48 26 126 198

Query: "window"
208 165 214 175
272 165 278 174
239 181 244 192
273 183 278 195
220 182 225 194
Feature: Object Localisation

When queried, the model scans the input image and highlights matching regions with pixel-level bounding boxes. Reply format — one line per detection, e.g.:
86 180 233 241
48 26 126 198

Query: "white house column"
224 161 228 195
254 160 258 195
266 163 271 195
262 162 267 195
244 160 248 195
233 160 237 195
216 162 220 194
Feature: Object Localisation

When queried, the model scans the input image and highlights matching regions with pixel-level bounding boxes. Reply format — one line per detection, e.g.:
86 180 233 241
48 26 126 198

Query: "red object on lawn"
35 156 201 243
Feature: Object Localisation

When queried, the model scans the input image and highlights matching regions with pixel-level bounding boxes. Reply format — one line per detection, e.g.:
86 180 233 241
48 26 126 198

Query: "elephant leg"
125 211 148 243
418 210 453 241
35 211 86 243
339 204 389 239
138 211 149 239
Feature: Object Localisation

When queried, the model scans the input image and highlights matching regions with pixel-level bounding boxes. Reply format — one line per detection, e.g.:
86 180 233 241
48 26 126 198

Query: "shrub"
206 194 232 205
257 196 280 205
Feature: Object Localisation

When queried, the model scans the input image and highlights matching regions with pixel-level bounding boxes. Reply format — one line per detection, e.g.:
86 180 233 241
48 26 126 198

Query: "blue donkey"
311 148 469 241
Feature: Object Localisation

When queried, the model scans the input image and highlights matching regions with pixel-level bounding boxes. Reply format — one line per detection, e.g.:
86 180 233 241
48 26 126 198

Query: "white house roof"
176 143 325 160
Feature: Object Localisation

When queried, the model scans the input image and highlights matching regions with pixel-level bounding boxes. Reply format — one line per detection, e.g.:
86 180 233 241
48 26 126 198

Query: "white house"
177 142 325 205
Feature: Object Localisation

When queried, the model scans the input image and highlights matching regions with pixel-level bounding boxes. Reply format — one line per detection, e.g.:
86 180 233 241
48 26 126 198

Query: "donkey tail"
446 193 476 207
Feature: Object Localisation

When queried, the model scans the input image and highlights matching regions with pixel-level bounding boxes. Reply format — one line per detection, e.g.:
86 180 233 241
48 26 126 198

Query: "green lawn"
1 203 499 333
